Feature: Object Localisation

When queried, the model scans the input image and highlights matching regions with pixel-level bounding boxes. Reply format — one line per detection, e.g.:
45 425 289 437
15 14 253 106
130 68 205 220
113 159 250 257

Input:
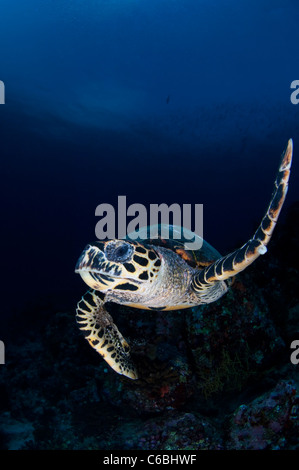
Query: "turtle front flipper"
76 290 138 379
192 139 293 295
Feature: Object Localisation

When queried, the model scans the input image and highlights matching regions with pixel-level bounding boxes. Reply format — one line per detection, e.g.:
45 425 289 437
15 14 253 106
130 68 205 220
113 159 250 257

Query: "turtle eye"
115 244 130 258
105 241 133 262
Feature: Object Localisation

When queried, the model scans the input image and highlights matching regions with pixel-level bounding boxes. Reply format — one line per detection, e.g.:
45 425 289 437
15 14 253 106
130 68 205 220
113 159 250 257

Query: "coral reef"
227 380 299 450
186 277 285 398
120 411 223 450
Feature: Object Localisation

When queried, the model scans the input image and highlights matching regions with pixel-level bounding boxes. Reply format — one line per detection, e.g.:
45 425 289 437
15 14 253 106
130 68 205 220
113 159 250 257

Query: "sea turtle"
75 140 293 380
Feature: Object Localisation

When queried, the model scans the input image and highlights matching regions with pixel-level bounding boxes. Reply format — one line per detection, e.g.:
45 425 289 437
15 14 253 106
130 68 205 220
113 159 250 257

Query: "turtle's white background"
0 0 298 328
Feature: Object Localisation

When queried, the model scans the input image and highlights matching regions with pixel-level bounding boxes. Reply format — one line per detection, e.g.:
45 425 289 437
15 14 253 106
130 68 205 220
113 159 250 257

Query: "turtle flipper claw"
76 290 138 380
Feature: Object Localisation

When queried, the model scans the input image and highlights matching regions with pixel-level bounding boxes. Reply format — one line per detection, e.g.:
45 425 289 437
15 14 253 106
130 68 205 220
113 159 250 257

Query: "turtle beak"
75 244 105 273
75 249 87 272
75 244 123 292
75 244 106 290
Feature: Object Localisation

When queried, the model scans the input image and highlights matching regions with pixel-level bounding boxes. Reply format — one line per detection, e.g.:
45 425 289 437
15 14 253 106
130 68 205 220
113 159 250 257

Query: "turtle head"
75 240 162 293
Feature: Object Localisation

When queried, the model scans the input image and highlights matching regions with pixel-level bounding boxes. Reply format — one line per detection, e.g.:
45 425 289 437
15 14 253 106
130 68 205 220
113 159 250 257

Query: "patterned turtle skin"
75 140 293 380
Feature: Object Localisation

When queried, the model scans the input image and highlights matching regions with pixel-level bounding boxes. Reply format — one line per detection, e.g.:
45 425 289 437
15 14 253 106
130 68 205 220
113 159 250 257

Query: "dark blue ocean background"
0 0 298 326
0 0 299 452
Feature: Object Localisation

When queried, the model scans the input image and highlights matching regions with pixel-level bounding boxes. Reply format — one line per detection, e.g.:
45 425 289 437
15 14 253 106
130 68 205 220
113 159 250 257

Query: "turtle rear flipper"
76 290 138 379
192 139 293 291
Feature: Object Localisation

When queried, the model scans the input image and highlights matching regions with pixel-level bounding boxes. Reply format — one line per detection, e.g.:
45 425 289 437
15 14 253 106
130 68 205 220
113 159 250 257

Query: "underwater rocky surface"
0 203 298 450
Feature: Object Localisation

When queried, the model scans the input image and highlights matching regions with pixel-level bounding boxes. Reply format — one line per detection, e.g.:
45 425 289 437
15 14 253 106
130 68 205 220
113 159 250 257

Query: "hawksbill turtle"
75 139 293 380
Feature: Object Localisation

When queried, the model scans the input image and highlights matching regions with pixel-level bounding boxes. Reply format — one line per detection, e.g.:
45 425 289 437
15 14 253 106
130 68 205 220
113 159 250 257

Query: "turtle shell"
126 224 221 269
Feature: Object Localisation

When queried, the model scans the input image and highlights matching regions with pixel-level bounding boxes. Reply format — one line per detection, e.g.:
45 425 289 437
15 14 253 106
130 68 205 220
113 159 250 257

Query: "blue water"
0 0 299 328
